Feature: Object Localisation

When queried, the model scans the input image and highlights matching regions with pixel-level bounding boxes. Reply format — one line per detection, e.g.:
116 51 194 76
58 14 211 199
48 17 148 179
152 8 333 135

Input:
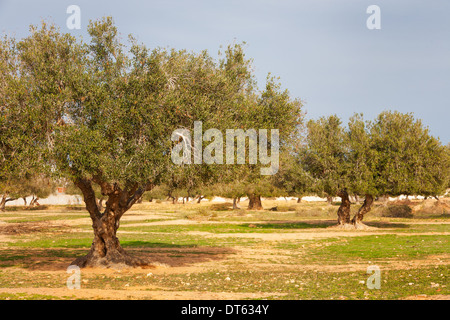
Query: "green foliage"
302 111 449 199
0 17 303 208
272 149 312 197
346 113 378 196
371 111 448 197
13 175 55 200
303 115 347 197
0 36 42 198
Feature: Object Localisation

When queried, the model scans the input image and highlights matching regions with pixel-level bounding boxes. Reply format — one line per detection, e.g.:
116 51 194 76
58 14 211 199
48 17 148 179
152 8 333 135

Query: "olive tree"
370 111 449 201
272 148 312 203
346 114 378 226
3 17 303 267
303 115 350 224
221 75 304 210
303 111 449 228
0 36 42 210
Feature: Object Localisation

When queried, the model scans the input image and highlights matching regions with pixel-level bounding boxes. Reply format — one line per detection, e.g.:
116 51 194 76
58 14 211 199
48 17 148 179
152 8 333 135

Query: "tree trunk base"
71 248 153 269
328 222 376 231
248 195 263 210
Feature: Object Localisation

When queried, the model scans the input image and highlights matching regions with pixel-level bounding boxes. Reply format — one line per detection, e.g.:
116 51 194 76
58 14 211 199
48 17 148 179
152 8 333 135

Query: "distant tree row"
288 112 449 228
145 111 450 230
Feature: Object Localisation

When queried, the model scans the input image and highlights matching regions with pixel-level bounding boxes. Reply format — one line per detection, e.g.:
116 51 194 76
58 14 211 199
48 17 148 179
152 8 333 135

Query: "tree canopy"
301 111 449 228
0 17 304 266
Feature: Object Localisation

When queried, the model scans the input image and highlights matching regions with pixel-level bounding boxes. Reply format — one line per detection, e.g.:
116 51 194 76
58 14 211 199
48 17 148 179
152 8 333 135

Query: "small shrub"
209 203 233 211
381 204 413 218
185 207 217 220
65 206 84 211
274 205 297 212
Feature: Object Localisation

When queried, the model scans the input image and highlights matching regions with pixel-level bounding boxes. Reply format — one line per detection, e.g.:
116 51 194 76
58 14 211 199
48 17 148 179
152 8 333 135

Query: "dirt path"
0 287 284 300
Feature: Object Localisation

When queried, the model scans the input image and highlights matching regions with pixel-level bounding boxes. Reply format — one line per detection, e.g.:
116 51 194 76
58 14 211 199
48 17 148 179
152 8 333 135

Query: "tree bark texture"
351 194 374 225
248 194 263 210
336 189 351 225
70 177 152 268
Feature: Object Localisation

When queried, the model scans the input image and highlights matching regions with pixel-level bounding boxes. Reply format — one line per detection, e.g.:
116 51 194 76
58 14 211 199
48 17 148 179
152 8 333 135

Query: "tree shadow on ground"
364 221 410 229
240 220 336 229
125 246 235 268
239 220 410 230
0 244 235 271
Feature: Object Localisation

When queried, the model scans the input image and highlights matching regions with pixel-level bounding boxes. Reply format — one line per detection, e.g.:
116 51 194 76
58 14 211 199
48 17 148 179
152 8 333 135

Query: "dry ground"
0 198 449 300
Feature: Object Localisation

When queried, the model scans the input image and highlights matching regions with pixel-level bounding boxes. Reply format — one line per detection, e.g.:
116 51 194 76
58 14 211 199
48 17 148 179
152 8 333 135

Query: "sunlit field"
0 198 448 300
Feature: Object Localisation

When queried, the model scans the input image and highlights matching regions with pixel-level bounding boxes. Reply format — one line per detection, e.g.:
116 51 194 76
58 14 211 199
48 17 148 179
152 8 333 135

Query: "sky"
0 0 449 143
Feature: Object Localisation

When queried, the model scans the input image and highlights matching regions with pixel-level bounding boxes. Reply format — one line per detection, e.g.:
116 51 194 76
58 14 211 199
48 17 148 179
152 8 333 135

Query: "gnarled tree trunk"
71 177 152 268
351 194 374 226
248 194 263 210
336 189 351 225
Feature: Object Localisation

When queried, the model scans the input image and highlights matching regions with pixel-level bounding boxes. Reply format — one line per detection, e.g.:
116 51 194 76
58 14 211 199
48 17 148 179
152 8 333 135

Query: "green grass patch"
6 228 260 249
79 266 448 300
311 235 449 262
119 221 333 234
